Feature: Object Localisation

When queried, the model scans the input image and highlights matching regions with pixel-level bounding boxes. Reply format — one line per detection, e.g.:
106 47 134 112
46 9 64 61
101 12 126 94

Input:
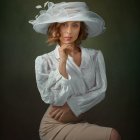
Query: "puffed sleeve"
67 50 107 117
35 54 72 106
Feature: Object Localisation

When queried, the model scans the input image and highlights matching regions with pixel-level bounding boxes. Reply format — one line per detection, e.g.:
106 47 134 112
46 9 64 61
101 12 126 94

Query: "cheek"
73 29 80 38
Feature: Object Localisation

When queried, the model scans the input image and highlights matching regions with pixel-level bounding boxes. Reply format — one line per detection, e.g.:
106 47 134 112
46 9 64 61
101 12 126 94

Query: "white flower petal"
35 15 39 18
44 1 48 8
36 5 42 9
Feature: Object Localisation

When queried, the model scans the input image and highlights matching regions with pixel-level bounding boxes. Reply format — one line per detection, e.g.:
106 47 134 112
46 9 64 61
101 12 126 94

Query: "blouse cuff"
67 97 81 117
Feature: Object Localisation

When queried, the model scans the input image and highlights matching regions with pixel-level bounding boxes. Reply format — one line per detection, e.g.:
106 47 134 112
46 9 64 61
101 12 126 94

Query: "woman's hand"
49 103 81 123
58 44 73 79
58 44 73 62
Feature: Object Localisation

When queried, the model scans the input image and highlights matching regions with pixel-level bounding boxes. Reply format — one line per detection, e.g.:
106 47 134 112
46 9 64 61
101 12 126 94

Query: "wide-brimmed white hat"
29 1 106 37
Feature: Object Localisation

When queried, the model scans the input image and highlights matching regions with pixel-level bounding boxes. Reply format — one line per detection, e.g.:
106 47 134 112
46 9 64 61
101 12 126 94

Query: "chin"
63 41 74 44
65 39 76 44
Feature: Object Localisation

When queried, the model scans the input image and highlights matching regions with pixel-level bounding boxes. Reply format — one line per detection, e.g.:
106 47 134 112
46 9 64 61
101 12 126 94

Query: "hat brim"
33 20 105 37
31 11 105 37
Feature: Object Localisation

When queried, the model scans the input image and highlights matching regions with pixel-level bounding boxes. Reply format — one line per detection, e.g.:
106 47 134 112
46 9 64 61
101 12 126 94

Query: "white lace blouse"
35 45 107 117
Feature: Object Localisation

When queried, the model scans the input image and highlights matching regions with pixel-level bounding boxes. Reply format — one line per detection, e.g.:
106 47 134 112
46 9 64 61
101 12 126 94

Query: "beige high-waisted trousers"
39 106 112 140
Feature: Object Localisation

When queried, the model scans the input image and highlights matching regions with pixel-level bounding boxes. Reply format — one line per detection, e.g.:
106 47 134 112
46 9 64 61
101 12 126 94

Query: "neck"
68 45 81 57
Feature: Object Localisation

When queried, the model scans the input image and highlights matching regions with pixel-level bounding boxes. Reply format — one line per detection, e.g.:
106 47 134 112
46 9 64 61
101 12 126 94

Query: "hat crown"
46 2 89 17
48 2 88 10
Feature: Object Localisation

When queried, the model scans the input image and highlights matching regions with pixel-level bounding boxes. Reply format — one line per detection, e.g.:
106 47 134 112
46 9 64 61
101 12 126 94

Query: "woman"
29 1 121 140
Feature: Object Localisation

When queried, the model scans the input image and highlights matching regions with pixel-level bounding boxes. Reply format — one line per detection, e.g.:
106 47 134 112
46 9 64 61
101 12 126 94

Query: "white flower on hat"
35 5 42 9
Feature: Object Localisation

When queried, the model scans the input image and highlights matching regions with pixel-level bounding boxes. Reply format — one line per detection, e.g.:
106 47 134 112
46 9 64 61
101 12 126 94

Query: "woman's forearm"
59 59 68 79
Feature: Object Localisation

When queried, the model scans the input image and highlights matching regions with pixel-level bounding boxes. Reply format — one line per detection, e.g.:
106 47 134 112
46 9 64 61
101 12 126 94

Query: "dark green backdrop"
2 0 139 140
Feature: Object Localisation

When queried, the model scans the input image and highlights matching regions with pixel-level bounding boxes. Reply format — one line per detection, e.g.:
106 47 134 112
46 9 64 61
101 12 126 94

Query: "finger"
54 110 63 120
49 106 60 115
62 44 73 49
58 112 65 122
50 108 60 118
66 44 73 49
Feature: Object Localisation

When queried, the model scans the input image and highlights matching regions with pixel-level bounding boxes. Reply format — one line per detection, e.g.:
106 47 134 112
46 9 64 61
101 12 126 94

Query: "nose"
66 26 72 34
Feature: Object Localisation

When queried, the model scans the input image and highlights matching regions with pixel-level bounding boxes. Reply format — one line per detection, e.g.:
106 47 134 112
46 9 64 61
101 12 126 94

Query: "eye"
72 23 80 28
62 23 67 27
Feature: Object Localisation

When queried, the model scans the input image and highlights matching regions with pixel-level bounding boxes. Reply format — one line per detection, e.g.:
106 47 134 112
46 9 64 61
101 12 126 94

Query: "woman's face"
59 21 81 45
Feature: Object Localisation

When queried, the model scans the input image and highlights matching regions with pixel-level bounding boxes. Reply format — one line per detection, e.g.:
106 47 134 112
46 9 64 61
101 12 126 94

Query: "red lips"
64 37 72 40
